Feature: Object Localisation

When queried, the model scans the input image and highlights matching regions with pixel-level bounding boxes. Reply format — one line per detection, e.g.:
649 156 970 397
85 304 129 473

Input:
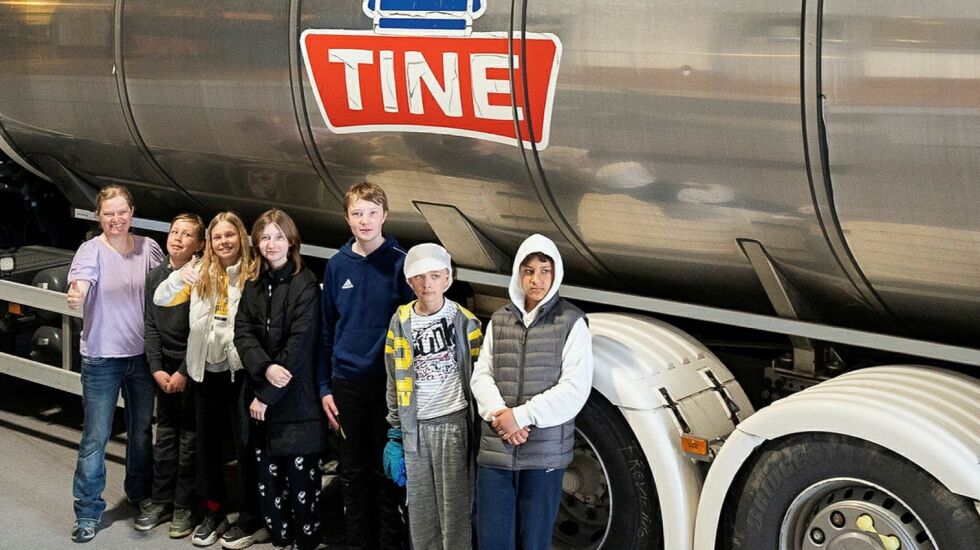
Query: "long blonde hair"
196 212 257 299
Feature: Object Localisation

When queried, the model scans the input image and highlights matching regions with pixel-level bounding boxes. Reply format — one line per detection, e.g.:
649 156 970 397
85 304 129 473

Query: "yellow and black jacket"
384 299 483 453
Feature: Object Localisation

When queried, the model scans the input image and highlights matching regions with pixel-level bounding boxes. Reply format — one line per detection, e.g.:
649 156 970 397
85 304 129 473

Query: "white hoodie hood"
508 234 564 323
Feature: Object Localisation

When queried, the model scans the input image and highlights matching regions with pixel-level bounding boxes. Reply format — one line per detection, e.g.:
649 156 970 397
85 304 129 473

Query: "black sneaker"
191 512 229 547
169 507 197 538
134 501 173 531
220 525 270 549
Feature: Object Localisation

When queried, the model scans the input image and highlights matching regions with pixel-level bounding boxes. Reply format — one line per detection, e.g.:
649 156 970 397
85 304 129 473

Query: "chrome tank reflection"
0 0 976 346
820 2 980 344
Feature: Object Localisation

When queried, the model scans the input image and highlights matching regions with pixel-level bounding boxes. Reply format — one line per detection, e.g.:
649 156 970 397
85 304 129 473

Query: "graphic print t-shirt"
205 270 232 370
411 300 467 420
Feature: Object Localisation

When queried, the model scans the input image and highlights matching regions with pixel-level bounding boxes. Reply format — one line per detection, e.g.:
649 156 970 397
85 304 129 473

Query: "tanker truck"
0 1 978 548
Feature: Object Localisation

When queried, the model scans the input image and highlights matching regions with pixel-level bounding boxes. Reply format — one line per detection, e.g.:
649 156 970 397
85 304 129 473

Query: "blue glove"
394 456 407 487
383 428 406 487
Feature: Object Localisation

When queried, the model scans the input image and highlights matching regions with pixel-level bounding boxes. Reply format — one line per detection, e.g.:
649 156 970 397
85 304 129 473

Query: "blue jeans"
476 465 565 550
72 355 155 521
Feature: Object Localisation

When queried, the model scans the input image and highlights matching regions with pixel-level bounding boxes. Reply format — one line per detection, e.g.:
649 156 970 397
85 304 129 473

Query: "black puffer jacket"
235 260 325 456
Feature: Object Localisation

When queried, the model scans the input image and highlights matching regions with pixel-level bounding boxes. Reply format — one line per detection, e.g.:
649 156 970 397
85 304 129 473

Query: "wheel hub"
782 480 935 550
553 430 611 549
562 446 606 504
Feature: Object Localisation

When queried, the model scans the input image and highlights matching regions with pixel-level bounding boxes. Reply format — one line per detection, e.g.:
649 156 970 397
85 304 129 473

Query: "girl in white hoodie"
154 212 266 549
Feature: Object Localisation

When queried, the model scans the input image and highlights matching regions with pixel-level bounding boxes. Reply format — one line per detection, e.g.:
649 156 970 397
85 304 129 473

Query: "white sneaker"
220 526 270 549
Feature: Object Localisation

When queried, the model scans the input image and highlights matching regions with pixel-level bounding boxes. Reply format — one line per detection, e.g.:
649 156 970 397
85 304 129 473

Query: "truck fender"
588 313 755 550
693 365 980 549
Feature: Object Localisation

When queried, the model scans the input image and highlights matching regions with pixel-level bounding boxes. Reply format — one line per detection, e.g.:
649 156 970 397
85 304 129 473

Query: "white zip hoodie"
470 234 594 429
153 261 244 382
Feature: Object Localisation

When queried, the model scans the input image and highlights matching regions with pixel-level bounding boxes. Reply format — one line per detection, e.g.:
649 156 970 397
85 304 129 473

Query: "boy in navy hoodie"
318 181 413 550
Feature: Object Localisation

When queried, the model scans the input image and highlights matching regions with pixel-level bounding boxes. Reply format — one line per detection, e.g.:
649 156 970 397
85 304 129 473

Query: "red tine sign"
301 30 562 149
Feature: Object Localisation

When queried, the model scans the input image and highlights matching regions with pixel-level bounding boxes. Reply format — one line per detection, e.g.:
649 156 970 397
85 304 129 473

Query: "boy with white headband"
383 243 483 550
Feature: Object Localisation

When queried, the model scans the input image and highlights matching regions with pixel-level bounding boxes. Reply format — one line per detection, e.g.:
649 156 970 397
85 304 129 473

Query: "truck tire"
728 433 980 550
553 391 662 550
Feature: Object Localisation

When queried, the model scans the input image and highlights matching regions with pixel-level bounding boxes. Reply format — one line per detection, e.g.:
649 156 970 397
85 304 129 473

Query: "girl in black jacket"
235 209 326 550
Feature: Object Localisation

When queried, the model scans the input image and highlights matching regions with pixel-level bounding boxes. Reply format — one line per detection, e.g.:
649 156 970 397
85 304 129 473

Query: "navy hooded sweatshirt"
317 235 413 397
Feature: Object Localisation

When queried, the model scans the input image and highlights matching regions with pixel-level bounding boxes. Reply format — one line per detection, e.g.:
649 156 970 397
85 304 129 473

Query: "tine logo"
300 0 561 149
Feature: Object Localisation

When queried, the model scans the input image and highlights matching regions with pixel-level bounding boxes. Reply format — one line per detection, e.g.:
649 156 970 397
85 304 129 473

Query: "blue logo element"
363 0 485 36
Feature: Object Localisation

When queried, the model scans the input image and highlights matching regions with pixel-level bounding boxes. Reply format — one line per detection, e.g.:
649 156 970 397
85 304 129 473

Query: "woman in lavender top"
66 184 164 543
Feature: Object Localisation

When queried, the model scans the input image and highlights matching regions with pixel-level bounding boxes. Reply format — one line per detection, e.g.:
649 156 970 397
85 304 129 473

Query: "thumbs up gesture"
179 255 201 286
66 280 84 310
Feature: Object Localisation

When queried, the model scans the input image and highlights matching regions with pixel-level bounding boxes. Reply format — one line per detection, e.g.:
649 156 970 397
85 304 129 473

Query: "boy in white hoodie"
470 234 594 550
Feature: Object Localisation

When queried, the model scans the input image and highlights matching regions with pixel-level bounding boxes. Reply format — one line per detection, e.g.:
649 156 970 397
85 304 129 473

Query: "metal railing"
0 279 83 396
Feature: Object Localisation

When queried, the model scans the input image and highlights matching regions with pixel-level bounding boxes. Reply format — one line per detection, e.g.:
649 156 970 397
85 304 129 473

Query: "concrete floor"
0 374 346 550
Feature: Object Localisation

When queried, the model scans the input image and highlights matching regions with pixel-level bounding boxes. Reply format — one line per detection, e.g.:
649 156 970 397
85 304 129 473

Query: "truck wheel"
553 392 662 550
729 433 980 550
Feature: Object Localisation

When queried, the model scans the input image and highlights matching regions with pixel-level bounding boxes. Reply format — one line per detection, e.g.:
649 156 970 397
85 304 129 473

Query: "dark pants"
332 377 406 550
256 449 322 550
150 356 198 508
194 370 261 531
476 466 565 550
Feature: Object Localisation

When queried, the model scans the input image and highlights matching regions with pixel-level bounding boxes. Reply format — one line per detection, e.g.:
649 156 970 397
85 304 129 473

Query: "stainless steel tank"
0 0 977 345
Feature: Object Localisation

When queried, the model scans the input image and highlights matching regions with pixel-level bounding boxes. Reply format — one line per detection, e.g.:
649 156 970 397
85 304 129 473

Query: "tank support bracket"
739 239 818 375
414 201 511 273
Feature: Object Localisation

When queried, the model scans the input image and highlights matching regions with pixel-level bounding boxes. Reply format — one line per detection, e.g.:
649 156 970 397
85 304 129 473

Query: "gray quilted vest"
477 295 585 470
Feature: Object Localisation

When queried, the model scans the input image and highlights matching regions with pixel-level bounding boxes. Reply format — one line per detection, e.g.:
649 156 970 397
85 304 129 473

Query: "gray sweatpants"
404 408 472 550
